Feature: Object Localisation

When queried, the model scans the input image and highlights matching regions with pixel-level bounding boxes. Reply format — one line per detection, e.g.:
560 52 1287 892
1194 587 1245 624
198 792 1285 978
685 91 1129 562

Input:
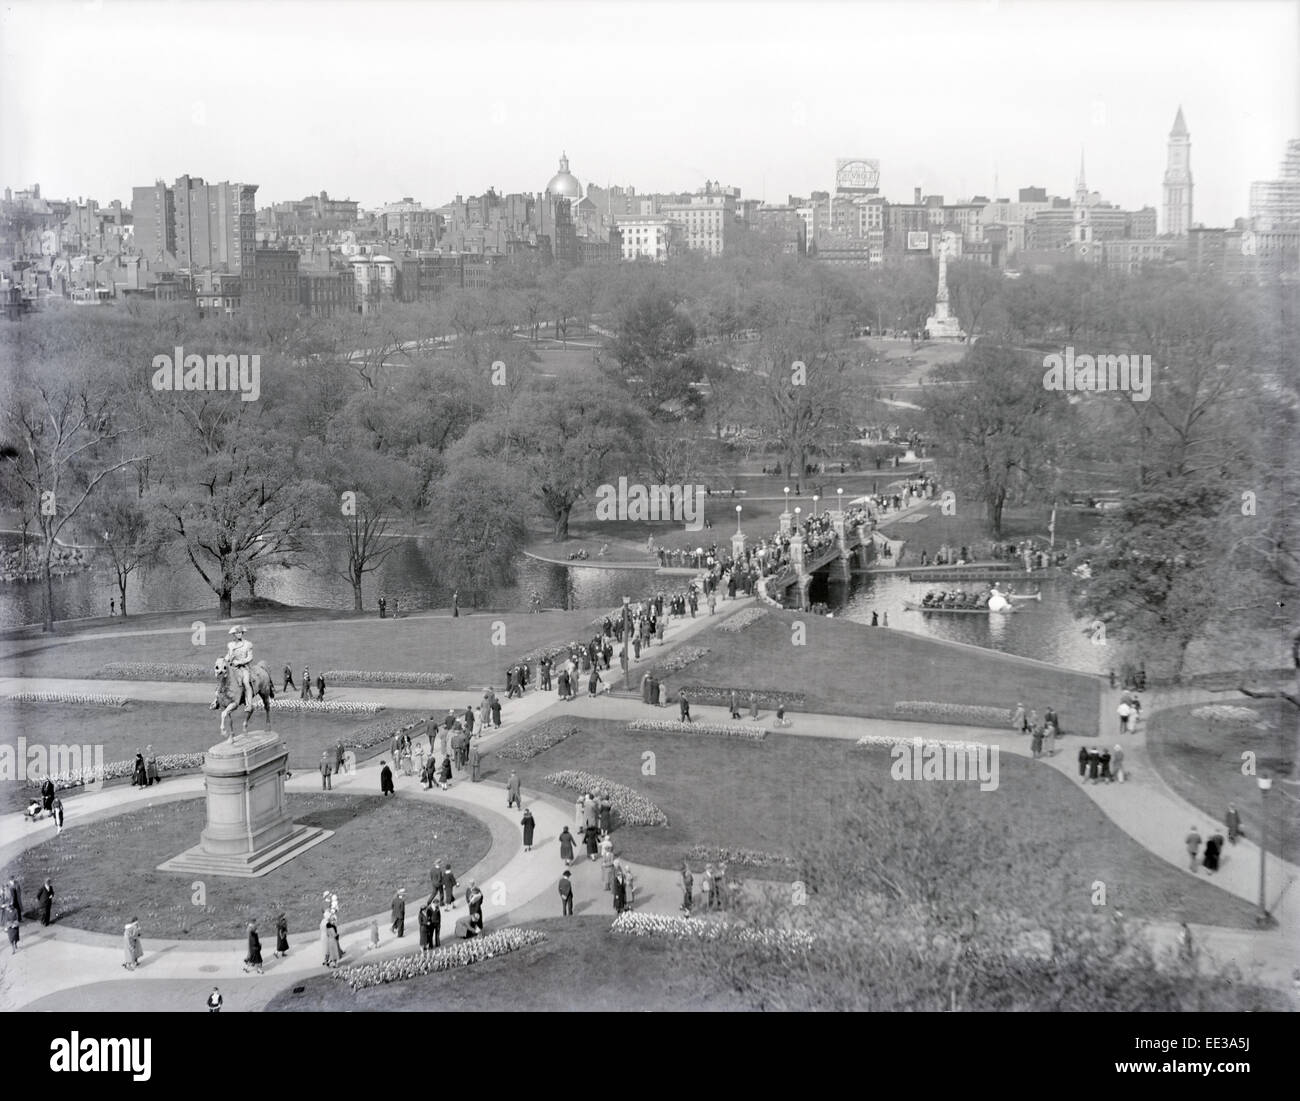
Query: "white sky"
1 0 1296 224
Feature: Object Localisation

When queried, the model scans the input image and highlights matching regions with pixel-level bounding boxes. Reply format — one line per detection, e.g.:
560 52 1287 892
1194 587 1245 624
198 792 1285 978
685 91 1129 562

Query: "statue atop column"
924 231 967 343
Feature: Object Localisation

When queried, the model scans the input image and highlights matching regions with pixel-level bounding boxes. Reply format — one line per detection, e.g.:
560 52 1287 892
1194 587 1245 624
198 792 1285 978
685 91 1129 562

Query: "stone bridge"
742 510 876 611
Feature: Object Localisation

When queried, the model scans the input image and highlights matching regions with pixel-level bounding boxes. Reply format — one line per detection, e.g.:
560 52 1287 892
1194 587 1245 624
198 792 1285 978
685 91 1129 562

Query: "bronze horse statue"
212 658 276 737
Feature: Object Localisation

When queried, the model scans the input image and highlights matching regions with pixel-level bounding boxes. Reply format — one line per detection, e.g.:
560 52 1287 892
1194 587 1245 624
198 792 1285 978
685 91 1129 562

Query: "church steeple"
1170 105 1188 137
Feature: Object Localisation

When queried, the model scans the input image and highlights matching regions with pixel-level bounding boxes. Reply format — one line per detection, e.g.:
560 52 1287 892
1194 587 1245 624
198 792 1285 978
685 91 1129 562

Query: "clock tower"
1162 106 1193 237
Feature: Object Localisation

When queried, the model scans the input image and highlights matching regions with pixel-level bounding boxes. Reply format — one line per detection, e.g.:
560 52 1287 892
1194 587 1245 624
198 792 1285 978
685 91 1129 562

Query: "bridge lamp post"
813 494 819 517
783 486 790 511
837 488 843 512
794 506 801 532
735 505 742 533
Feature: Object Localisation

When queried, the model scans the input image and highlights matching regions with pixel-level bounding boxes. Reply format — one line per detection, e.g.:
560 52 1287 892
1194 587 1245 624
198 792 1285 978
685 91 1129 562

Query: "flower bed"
321 670 455 688
268 698 383 715
685 844 797 870
347 715 430 754
892 701 1014 728
627 719 767 742
96 662 209 680
611 911 813 950
331 928 545 991
7 691 127 707
680 686 806 709
27 751 207 793
716 607 767 632
542 770 668 827
1190 705 1262 726
518 643 575 666
496 721 580 761
653 646 709 676
855 733 988 753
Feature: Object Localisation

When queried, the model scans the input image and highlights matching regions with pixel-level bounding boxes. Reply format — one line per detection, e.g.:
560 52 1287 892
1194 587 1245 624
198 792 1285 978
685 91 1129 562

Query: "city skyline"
1 1 1296 226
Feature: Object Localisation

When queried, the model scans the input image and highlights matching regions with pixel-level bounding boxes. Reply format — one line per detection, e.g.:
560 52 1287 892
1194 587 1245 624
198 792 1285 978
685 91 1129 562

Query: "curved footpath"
2 595 1297 1008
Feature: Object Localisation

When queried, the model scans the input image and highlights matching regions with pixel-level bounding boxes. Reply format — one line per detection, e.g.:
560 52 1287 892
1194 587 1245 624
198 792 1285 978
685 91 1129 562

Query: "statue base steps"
157 824 332 879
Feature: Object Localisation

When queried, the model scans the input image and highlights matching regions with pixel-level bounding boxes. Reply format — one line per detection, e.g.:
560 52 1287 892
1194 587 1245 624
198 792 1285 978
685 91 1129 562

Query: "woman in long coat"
584 824 600 860
123 918 142 970
1203 834 1223 873
521 808 536 851
325 916 341 966
132 752 147 787
438 754 452 788
558 826 576 865
418 903 431 951
274 912 289 958
612 868 627 914
244 922 263 973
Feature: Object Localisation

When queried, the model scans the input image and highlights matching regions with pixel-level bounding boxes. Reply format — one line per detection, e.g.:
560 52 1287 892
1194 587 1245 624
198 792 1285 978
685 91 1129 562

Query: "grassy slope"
492 718 1258 929
675 609 1099 726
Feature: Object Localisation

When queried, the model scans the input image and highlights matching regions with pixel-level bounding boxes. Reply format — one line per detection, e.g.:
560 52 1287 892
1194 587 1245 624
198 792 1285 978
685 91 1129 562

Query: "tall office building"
1249 139 1300 229
131 176 258 275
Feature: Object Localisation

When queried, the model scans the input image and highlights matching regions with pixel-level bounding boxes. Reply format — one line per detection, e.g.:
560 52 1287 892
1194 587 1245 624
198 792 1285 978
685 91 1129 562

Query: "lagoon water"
0 534 1103 673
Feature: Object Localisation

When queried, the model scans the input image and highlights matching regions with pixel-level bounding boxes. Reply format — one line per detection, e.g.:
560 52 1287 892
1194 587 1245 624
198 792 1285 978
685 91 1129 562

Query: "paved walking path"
2 593 1297 1007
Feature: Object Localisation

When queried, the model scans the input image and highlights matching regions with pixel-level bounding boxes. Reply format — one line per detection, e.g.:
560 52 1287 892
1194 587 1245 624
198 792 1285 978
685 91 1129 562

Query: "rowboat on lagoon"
903 600 1019 614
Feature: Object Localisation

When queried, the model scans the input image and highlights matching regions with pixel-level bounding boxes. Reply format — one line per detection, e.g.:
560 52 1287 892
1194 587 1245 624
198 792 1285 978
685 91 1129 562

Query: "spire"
1170 106 1188 137
1076 148 1086 194
559 152 569 172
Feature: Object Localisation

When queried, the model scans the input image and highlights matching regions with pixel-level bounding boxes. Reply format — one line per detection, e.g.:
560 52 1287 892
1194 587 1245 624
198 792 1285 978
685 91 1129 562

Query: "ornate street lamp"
735 504 742 533
1257 776 1275 927
783 486 790 511
837 487 844 512
813 494 819 517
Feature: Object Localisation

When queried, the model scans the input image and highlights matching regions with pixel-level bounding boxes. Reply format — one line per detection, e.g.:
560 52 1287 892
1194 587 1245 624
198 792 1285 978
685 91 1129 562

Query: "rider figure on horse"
226 625 254 706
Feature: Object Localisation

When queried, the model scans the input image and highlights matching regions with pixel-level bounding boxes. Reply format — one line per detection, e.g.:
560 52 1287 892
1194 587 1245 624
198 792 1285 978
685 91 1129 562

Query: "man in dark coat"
598 794 612 834
559 871 574 916
490 695 502 728
316 673 326 701
37 879 53 926
440 863 457 910
320 753 332 790
507 771 521 809
334 739 346 775
40 775 55 813
1226 803 1242 844
390 888 406 937
243 923 263 974
612 868 627 914
283 663 295 692
521 808 536 850
469 744 481 782
379 760 395 796
6 876 22 923
429 897 441 947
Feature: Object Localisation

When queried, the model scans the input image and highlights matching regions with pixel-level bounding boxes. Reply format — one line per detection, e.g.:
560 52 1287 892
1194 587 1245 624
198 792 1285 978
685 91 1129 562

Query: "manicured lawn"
676 610 1099 727
263 916 747 1012
3 793 490 939
491 718 1259 928
1147 700 1297 861
0 700 424 813
0 608 608 684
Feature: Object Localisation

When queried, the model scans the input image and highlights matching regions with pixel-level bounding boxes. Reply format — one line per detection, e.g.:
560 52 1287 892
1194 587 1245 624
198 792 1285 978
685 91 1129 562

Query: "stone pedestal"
731 531 746 560
158 731 332 878
779 511 793 536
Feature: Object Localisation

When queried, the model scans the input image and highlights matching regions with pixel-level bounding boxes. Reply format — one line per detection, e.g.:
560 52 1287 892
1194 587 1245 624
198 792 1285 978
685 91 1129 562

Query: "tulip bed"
7 691 128 706
496 721 580 761
28 750 208 793
331 928 546 991
855 732 988 753
1189 704 1261 726
268 698 383 715
321 670 455 688
679 686 806 709
892 701 1014 728
96 662 209 680
542 769 668 826
716 607 767 632
627 719 767 742
685 844 797 870
611 911 813 950
653 646 710 676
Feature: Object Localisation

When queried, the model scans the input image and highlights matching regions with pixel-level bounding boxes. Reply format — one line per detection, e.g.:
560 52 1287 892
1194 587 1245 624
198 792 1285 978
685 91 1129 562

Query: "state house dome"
546 152 582 199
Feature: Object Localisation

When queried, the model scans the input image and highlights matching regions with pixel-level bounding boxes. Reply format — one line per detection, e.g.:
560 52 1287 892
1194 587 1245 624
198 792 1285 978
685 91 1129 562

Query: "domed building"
546 153 582 200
